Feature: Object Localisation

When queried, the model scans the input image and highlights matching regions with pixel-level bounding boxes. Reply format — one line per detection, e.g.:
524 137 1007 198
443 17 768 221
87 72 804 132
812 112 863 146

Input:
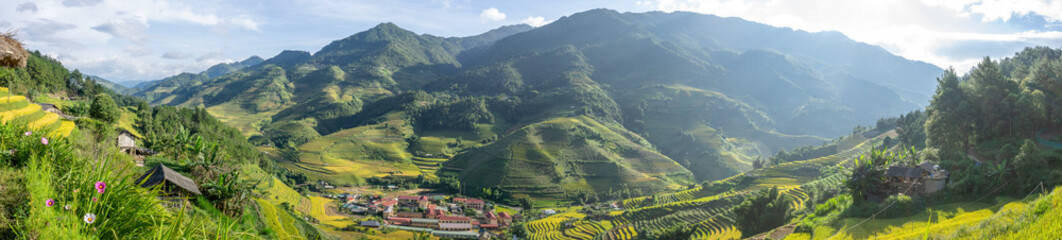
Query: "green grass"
116 108 143 138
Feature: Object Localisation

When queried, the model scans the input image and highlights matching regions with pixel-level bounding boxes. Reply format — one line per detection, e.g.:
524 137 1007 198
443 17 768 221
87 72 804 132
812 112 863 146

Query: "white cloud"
644 0 1062 72
0 0 264 81
922 0 1062 23
161 51 190 59
481 7 506 21
61 0 103 7
91 18 148 43
521 16 550 27
16 2 37 13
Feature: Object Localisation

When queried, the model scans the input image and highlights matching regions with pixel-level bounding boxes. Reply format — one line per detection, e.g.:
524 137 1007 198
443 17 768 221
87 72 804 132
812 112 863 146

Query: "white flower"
83 213 96 224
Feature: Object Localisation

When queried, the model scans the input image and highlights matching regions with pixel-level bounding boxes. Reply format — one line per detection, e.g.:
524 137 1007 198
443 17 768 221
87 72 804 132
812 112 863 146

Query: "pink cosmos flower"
92 197 98 202
45 199 55 207
95 181 106 194
41 137 48 145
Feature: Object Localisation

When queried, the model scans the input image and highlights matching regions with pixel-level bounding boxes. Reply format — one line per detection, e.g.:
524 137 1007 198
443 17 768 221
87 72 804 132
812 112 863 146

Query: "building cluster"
337 194 514 238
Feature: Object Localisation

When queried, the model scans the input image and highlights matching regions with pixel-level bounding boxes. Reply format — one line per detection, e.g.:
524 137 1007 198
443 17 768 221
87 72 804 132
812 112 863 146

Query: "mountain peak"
241 55 264 65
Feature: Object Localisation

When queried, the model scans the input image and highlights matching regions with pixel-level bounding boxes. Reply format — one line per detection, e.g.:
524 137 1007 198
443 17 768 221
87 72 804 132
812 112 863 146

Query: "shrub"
89 94 120 123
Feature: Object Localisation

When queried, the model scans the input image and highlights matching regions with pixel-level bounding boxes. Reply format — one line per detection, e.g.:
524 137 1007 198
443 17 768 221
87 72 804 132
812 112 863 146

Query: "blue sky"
2 0 1061 82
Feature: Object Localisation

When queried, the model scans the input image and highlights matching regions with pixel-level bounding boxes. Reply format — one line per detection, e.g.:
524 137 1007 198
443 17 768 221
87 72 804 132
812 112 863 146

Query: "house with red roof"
484 211 498 225
387 216 411 226
435 216 472 231
498 212 512 226
398 195 431 209
453 197 485 210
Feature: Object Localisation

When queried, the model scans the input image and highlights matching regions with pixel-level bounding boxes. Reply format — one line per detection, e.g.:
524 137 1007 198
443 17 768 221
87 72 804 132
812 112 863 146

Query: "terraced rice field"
289 113 421 185
603 225 637 240
527 212 587 240
411 156 447 175
562 221 609 240
599 136 883 240
691 216 740 240
0 88 76 138
255 198 301 239
308 196 349 227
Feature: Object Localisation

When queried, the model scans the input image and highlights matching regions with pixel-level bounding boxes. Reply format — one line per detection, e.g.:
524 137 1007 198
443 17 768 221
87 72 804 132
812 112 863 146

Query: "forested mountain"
132 9 941 199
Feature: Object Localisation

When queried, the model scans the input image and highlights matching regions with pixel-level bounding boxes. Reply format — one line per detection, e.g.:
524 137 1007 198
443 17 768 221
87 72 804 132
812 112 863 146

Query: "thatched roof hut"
0 31 28 68
137 164 202 195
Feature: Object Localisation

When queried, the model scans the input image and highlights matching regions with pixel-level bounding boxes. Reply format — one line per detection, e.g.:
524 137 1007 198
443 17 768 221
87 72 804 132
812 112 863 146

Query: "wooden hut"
884 161 949 195
117 130 137 153
136 164 202 209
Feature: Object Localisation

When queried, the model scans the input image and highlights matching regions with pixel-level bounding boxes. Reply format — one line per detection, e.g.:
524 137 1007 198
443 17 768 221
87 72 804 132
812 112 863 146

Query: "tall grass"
0 122 256 239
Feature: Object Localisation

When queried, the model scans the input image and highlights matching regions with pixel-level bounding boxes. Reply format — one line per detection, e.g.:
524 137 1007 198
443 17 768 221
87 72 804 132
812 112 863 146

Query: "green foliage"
0 120 251 239
845 154 886 202
413 97 494 131
733 186 791 237
895 110 927 149
264 121 321 149
89 94 120 123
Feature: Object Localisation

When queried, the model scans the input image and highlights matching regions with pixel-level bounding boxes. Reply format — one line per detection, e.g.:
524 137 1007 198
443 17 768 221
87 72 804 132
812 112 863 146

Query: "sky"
2 0 1061 83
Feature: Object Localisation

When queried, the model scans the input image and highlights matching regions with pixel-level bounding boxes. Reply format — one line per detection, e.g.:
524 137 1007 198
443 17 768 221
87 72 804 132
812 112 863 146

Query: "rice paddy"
0 87 76 138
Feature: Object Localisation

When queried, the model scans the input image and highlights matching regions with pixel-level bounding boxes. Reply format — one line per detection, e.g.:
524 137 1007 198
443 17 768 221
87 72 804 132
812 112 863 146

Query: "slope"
445 115 695 200
131 9 943 198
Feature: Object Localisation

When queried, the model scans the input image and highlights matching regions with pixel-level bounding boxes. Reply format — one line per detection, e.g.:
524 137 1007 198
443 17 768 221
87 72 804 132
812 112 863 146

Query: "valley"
2 5 1062 240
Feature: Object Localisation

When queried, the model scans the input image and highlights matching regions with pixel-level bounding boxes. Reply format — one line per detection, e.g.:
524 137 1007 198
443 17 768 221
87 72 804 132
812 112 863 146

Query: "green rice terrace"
0 87 76 138
523 133 881 239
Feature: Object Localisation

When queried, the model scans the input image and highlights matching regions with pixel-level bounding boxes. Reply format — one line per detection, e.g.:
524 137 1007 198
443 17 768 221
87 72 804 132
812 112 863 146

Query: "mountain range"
128 9 942 198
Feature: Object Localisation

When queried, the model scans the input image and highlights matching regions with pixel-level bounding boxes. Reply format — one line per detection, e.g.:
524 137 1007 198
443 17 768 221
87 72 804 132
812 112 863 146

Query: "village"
324 191 516 239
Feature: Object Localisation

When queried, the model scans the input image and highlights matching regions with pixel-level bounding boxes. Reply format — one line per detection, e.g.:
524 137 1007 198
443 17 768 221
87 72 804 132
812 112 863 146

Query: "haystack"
0 31 29 68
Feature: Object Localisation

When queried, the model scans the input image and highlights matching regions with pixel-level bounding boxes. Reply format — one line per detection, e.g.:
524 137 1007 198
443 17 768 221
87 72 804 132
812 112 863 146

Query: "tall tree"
925 68 972 150
89 94 120 123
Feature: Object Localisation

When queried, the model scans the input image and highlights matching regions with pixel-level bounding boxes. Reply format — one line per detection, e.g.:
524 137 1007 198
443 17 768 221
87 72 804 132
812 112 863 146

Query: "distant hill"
132 10 942 199
133 56 263 102
87 75 131 94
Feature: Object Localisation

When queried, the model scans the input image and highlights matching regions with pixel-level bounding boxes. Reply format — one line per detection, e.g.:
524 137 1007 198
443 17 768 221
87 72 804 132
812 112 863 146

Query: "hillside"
0 87 76 138
132 9 941 199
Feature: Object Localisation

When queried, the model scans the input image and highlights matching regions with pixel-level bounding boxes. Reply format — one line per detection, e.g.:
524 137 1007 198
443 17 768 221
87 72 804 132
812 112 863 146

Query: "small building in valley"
118 130 137 152
884 161 949 195
136 164 202 209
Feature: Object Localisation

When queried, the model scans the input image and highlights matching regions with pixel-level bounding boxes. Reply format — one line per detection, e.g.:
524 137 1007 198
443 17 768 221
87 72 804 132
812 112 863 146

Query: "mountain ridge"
131 9 942 197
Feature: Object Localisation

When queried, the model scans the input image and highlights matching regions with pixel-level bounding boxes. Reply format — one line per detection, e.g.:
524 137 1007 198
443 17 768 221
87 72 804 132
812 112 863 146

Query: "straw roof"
137 164 202 195
0 31 28 68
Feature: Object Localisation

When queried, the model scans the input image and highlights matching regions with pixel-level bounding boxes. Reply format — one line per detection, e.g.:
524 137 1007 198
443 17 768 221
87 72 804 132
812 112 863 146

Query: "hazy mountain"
132 9 942 198
86 75 130 94
133 56 264 102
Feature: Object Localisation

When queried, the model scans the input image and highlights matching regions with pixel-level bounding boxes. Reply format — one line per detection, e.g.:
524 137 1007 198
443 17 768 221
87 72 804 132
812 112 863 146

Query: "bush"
733 187 791 237
89 94 120 123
